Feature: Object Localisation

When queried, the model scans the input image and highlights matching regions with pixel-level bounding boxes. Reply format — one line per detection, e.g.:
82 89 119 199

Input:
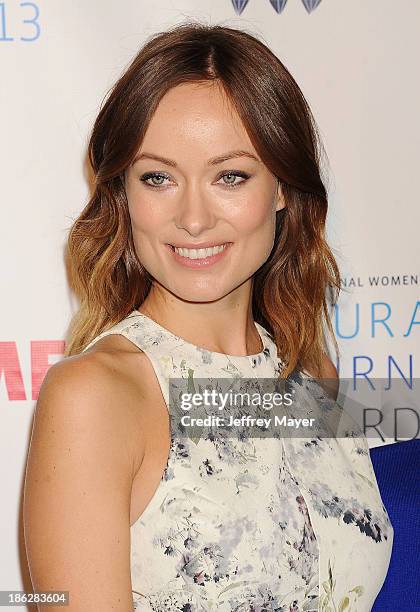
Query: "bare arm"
23 354 140 611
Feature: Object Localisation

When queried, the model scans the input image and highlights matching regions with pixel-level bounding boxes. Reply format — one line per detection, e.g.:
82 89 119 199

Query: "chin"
167 281 231 304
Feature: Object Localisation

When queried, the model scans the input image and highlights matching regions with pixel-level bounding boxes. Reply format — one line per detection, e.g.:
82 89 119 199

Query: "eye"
139 170 251 189
139 172 172 188
217 171 250 188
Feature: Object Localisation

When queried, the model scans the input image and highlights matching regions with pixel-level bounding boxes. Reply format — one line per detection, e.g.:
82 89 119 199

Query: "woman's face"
124 81 284 303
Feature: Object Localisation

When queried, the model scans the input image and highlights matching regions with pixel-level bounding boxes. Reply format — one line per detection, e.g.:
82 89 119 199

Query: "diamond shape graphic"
269 0 288 13
301 0 322 13
231 0 250 15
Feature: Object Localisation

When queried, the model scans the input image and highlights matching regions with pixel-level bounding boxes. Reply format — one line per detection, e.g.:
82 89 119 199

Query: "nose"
174 181 216 236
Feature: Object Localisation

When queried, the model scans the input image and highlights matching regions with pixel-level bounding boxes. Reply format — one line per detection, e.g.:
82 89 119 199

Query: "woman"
23 21 393 611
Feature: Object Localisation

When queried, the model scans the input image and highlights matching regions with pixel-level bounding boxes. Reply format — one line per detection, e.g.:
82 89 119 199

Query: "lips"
165 242 232 267
167 241 231 250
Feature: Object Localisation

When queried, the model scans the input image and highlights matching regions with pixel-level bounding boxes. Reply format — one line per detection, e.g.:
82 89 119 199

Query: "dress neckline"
130 309 271 361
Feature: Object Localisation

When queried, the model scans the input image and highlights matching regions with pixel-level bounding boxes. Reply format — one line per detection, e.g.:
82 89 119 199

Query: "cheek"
128 210 161 264
228 195 277 268
229 195 275 237
127 195 165 236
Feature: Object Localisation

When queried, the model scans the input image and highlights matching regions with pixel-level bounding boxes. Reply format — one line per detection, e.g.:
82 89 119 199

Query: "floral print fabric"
82 311 394 611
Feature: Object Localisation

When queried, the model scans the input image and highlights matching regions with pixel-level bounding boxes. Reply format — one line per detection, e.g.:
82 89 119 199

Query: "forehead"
141 81 253 153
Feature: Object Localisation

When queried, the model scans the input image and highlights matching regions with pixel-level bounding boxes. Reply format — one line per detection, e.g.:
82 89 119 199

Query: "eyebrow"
130 149 261 167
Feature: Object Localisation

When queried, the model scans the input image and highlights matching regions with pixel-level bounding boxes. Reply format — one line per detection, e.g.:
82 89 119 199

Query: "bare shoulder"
81 332 159 409
303 352 339 380
48 335 135 412
319 352 339 401
43 333 151 471
23 334 149 610
303 353 339 401
319 352 339 380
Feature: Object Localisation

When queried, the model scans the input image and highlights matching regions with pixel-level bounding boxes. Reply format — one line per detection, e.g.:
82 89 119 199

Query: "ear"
274 178 286 212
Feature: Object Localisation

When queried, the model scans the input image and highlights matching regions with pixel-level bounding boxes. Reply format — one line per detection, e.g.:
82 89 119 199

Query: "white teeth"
173 243 228 259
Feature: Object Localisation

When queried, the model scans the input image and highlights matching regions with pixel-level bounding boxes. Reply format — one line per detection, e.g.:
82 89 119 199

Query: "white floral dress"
82 311 394 611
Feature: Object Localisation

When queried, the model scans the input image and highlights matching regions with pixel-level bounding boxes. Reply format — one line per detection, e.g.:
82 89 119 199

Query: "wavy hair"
64 20 342 379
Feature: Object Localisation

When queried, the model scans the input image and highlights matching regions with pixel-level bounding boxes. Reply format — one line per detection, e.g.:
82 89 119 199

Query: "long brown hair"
64 20 341 379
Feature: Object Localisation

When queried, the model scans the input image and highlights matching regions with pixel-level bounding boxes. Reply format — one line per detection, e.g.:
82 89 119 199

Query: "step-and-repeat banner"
1 0 419 602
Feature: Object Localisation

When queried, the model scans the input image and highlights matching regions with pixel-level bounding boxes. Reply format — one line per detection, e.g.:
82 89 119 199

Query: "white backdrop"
1 0 419 603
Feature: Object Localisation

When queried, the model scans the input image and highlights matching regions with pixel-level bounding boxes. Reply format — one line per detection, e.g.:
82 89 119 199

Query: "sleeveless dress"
82 310 394 611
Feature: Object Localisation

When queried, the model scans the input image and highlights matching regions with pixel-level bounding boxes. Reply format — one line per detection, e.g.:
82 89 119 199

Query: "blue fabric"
370 438 420 611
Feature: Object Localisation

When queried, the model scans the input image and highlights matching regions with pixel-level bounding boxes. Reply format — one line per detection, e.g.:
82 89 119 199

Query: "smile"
171 243 229 259
165 242 232 268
